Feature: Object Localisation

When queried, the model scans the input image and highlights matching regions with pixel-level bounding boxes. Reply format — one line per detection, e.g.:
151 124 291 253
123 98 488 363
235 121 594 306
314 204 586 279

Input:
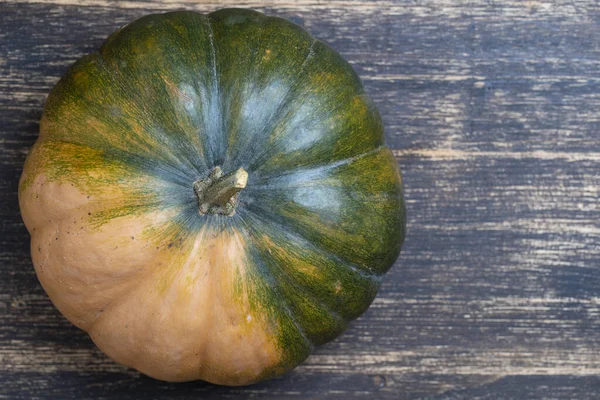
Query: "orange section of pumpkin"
20 175 280 385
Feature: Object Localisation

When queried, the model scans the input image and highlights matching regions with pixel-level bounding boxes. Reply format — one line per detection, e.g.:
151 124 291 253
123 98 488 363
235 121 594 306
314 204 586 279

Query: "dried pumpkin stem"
193 167 248 216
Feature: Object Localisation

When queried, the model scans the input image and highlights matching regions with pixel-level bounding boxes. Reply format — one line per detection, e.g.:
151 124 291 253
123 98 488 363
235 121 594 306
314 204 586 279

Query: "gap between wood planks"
393 149 600 162
5 0 599 23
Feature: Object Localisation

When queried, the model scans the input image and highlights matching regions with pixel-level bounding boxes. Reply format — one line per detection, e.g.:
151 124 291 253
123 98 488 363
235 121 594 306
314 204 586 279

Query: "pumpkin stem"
193 167 248 216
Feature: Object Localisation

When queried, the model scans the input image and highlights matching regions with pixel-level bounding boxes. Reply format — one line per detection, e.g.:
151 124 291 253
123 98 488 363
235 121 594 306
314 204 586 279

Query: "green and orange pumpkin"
19 8 406 385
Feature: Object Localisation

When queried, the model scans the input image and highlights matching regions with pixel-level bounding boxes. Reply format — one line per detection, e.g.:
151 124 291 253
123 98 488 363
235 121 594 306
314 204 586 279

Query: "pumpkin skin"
18 8 406 386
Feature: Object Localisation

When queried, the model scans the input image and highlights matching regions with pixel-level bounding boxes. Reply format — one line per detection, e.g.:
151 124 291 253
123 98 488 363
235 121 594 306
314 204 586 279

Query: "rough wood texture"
1 0 599 398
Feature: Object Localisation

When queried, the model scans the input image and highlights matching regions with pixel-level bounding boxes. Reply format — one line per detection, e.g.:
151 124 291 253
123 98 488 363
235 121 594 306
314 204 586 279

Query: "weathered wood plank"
1 0 600 398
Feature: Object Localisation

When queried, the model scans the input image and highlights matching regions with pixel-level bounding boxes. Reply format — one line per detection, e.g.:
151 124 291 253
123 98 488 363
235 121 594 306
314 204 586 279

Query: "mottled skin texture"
18 9 406 385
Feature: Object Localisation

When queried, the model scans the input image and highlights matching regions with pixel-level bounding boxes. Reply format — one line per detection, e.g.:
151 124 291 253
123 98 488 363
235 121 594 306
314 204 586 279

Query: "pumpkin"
18 8 406 385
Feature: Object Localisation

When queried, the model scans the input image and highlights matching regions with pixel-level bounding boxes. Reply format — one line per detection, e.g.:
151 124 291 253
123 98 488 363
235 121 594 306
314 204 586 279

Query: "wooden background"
1 0 599 398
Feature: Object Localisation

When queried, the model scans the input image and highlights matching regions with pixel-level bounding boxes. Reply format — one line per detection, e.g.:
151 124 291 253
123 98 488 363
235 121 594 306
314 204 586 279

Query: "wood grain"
1 0 599 398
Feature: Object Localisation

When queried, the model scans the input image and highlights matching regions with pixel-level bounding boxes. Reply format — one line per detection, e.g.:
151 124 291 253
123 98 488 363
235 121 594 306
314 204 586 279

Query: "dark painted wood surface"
1 1 599 399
